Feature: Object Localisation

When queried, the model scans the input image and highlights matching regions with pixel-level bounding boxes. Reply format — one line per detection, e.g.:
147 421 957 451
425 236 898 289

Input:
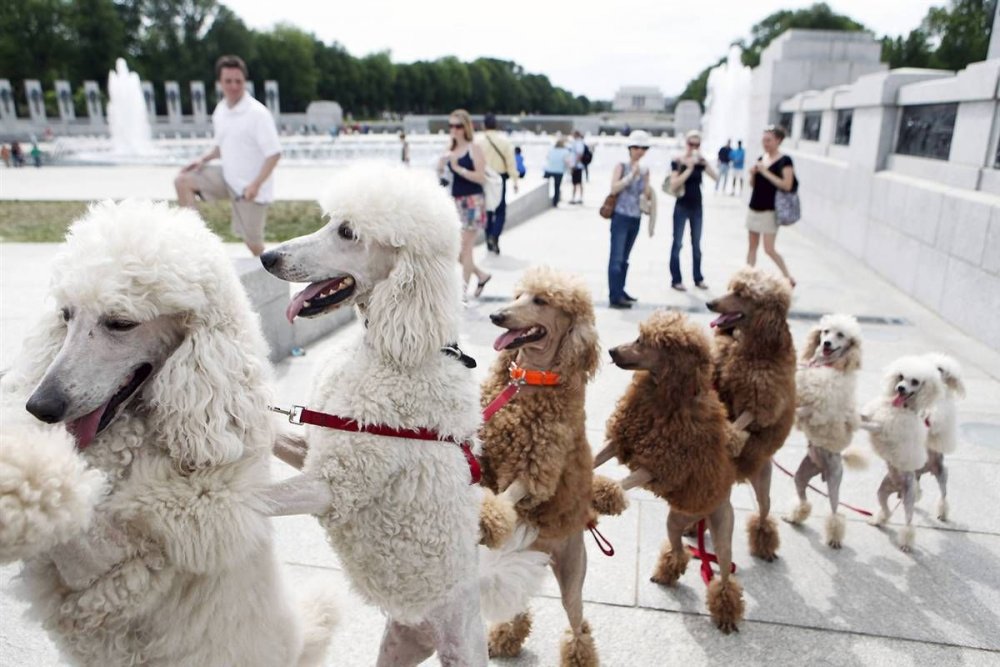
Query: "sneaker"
609 300 633 310
671 283 687 292
623 292 638 303
695 282 709 290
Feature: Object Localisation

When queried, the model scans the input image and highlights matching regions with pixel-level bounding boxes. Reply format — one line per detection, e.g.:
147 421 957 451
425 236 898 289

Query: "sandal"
474 274 492 298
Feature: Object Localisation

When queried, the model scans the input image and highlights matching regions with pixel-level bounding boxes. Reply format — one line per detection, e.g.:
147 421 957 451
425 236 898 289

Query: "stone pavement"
2 171 1000 665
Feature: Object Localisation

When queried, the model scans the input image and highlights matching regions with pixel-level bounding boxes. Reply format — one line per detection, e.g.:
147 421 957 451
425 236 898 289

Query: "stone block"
941 195 992 265
950 100 997 166
984 206 1000 274
864 222 921 293
939 258 1000 351
912 244 948 310
902 184 942 245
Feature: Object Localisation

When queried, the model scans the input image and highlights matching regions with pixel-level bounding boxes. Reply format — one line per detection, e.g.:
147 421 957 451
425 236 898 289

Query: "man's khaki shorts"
190 165 268 246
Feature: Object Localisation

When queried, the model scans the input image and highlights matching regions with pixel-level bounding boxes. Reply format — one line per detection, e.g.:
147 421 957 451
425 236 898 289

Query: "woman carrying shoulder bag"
746 125 796 288
607 130 654 309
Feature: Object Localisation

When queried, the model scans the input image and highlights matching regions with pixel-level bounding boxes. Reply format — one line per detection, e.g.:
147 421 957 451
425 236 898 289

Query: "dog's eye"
821 329 828 335
105 318 139 332
533 296 547 306
896 374 904 382
910 379 920 387
836 332 844 338
337 223 355 241
61 307 72 322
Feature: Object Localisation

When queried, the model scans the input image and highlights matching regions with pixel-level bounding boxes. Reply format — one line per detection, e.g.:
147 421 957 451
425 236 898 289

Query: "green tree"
253 25 318 113
739 2 868 68
924 0 995 70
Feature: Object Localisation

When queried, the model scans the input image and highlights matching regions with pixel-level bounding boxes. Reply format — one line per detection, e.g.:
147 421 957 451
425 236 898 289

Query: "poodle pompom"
706 577 744 634
747 513 780 561
479 488 517 548
560 621 598 667
937 498 949 522
591 475 628 516
841 448 868 470
488 610 532 658
897 525 916 552
783 500 812 525
0 417 106 563
650 542 690 586
825 513 846 549
295 581 340 667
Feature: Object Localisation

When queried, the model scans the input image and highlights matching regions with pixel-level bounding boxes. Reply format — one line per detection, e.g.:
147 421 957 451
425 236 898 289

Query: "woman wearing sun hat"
607 130 654 309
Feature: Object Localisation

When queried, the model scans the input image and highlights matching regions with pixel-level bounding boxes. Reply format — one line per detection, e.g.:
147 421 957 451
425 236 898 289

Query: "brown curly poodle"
598 311 745 633
479 267 618 667
708 267 797 562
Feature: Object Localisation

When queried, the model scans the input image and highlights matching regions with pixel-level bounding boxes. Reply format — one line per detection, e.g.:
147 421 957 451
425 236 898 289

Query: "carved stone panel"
55 81 75 121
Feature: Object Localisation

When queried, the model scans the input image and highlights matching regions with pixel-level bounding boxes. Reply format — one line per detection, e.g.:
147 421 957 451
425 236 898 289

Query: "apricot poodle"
598 311 745 633
708 267 797 562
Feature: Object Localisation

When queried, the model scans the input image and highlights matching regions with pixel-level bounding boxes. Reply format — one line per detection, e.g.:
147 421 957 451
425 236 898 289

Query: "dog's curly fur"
0 201 334 666
918 353 965 521
710 267 796 562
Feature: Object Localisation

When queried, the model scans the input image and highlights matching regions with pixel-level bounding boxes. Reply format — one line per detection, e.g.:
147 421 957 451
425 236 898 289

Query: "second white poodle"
916 353 965 521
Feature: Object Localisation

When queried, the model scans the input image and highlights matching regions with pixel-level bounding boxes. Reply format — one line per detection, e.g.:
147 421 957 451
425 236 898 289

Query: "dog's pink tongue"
66 405 104 450
494 329 528 351
286 278 340 323
709 313 738 328
892 394 907 408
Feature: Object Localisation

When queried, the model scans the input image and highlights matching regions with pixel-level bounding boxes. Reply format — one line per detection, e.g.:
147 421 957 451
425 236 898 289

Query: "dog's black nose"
608 348 621 362
896 385 907 395
490 312 507 325
822 340 832 349
26 392 68 424
705 300 718 312
260 251 280 271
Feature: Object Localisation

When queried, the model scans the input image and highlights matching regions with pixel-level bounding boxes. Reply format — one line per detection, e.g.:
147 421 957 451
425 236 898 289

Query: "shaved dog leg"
620 467 653 491
500 479 529 505
592 443 616 468
732 411 753 432
262 475 335 517
273 432 309 470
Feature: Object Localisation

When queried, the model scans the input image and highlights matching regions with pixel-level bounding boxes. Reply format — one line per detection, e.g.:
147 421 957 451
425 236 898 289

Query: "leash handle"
772 458 873 517
586 521 615 557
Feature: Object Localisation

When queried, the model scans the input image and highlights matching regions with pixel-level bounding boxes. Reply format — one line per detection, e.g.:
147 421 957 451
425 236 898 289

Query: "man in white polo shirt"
174 55 281 256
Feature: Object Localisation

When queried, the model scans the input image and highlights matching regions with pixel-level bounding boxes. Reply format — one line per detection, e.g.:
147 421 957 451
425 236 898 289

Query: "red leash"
771 458 872 517
482 383 520 421
687 519 736 585
270 405 480 484
586 521 615 556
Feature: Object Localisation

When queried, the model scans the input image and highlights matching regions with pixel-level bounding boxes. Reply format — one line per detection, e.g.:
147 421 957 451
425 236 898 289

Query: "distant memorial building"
613 86 665 112
674 100 702 136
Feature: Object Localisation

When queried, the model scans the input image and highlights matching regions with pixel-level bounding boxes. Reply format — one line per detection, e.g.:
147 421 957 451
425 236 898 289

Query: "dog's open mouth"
287 275 356 322
892 391 913 408
493 326 546 351
710 312 744 329
66 363 153 450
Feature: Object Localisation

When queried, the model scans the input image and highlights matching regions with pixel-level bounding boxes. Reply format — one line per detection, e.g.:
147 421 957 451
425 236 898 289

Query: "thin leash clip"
268 404 304 425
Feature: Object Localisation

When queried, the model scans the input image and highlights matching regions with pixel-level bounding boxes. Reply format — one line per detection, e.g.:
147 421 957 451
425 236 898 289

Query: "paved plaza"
2 171 999 665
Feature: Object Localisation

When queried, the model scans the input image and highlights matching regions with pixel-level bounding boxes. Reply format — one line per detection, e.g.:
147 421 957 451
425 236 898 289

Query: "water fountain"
701 46 751 155
107 58 155 156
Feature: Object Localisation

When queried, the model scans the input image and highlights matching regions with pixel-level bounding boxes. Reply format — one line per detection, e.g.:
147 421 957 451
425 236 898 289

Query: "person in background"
477 112 519 255
438 108 491 300
514 146 526 178
543 137 574 207
30 142 42 167
1 144 11 167
668 129 718 291
729 139 746 196
174 54 281 257
715 139 731 193
746 125 796 287
569 130 586 204
399 132 410 166
10 141 24 167
606 130 654 309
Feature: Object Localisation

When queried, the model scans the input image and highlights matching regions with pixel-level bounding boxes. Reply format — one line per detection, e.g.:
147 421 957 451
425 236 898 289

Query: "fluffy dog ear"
946 373 966 398
801 327 821 362
560 319 600 380
146 319 271 471
366 249 459 368
836 340 862 372
749 303 788 343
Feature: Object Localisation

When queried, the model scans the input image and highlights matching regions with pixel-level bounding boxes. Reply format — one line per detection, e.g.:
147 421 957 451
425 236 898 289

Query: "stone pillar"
83 81 103 123
990 2 1000 60
54 81 74 121
264 80 280 118
164 81 182 124
142 81 156 120
0 79 16 122
245 80 255 99
190 81 207 123
25 80 45 122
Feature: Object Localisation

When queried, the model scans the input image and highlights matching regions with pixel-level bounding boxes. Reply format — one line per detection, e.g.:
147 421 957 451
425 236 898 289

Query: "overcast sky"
222 0 942 100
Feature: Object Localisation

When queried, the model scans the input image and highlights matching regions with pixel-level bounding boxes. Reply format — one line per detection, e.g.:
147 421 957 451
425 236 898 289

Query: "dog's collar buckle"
269 404 304 425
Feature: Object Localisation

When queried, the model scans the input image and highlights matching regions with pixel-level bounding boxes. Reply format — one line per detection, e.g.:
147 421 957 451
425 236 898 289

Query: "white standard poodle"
916 353 965 521
860 355 944 552
0 200 337 666
785 313 865 548
260 164 539 666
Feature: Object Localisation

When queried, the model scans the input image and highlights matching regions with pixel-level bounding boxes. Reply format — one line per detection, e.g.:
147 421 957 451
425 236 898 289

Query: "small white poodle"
785 314 865 548
260 165 540 666
916 353 965 521
860 355 944 552
0 201 336 666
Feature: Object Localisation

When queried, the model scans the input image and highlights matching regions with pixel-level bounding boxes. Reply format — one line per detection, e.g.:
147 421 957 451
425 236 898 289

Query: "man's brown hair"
215 55 249 81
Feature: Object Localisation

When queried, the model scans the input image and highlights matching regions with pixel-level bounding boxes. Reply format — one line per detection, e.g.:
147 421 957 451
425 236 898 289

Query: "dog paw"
560 621 597 667
897 525 916 552
825 514 846 549
650 543 690 586
747 514 780 562
783 501 812 525
591 475 628 516
478 489 517 548
936 498 949 522
488 611 532 658
869 511 889 527
707 577 744 634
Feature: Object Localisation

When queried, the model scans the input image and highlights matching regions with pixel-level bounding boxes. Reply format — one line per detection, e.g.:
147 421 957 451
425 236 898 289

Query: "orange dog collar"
509 361 561 386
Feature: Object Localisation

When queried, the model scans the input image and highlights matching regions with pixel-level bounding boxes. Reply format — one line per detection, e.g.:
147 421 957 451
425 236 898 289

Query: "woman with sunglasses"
607 130 654 309
668 129 718 291
746 125 796 287
438 109 491 299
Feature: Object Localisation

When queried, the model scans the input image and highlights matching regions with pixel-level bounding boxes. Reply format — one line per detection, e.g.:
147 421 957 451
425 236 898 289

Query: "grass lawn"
0 200 326 243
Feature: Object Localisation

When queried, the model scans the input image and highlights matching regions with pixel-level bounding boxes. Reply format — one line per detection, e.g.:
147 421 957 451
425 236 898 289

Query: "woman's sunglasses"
448 123 464 129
